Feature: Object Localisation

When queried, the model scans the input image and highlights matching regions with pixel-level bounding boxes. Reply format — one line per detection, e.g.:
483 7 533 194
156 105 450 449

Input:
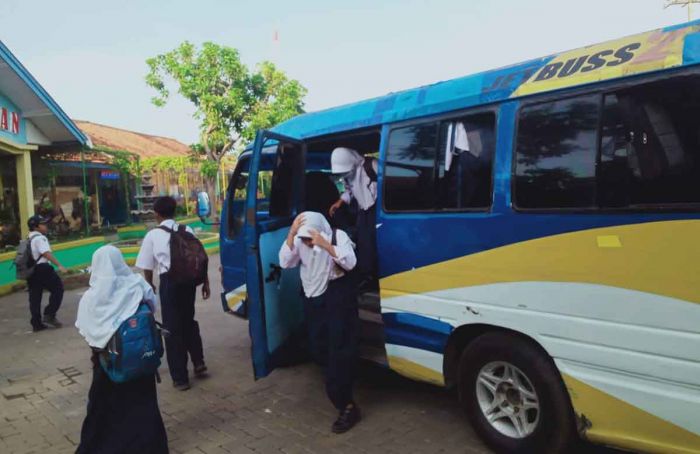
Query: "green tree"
145 42 307 164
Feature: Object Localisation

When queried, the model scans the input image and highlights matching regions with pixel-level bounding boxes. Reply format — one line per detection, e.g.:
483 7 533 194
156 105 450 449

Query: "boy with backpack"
18 215 67 332
135 196 210 391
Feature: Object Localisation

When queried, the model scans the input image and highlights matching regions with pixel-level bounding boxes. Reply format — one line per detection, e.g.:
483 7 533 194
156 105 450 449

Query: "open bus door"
246 130 306 379
220 154 252 317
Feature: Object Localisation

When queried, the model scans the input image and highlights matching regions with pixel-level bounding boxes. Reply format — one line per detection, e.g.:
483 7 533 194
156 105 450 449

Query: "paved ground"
0 255 624 454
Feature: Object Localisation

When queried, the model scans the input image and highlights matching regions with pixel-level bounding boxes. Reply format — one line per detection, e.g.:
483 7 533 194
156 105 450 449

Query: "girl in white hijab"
329 147 379 289
278 211 362 433
76 245 156 348
75 245 168 454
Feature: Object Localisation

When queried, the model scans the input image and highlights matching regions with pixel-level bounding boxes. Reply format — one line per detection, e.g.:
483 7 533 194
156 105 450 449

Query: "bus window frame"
225 154 251 240
381 105 500 215
511 66 700 214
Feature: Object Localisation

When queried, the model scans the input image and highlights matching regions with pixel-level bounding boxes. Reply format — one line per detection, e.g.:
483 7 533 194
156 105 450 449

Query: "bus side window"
437 113 496 210
384 123 439 211
599 76 700 207
514 95 600 209
227 158 250 239
269 143 303 217
226 160 273 239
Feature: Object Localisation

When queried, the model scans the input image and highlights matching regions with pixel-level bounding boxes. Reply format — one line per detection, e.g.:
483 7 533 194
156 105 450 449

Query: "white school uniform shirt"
279 229 356 298
340 158 378 211
29 231 51 265
135 219 194 274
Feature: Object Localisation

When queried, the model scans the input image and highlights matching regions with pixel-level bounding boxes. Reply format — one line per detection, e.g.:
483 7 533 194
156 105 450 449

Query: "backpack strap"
362 158 377 183
26 235 37 266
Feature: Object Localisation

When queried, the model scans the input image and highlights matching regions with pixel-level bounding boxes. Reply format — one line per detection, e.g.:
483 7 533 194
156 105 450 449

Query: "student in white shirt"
279 211 361 433
135 196 210 391
328 147 379 291
26 215 67 332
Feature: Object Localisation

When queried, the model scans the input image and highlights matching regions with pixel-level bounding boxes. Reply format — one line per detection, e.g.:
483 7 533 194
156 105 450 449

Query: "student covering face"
278 211 362 433
279 211 356 297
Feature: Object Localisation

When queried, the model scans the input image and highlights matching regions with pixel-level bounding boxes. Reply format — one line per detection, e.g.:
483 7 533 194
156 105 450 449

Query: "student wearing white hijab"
75 246 168 454
328 147 378 290
279 211 361 433
76 245 156 348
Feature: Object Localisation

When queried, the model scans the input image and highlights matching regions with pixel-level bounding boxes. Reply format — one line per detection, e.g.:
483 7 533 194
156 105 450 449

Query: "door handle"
265 264 282 284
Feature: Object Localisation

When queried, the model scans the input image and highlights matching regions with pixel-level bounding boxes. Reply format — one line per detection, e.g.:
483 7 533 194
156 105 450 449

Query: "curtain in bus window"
438 114 495 210
514 95 599 209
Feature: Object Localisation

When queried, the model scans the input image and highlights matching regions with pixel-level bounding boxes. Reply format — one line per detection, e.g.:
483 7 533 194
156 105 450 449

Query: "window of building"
514 95 600 209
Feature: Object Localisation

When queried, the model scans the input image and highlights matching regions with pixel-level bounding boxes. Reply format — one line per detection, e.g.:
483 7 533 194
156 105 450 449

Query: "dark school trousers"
27 263 63 329
303 274 358 411
355 204 377 279
159 273 204 384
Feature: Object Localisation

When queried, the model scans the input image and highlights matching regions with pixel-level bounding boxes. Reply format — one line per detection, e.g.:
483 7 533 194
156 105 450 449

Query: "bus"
217 21 700 454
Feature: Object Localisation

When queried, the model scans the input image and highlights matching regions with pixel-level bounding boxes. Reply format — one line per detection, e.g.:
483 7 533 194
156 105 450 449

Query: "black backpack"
362 158 377 183
158 225 208 286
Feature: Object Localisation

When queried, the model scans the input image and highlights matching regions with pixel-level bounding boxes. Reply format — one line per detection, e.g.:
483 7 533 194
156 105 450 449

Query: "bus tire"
459 332 575 454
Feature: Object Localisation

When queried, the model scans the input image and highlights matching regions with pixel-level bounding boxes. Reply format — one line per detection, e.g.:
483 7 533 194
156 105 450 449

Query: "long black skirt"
76 352 168 454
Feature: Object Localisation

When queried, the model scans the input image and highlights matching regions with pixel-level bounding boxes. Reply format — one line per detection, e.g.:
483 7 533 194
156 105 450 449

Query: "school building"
0 40 89 243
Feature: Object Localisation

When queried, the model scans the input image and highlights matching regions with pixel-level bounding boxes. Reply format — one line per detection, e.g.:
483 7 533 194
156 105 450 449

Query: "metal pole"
80 147 89 236
184 172 190 216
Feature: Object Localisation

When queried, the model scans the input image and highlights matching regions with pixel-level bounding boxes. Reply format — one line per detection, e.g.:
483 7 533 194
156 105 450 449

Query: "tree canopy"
146 42 307 162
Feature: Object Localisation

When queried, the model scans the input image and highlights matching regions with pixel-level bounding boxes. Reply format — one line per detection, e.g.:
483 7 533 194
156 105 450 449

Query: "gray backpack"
14 237 36 280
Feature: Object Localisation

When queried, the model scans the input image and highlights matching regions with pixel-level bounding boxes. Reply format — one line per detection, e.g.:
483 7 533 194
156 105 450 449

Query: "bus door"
220 151 276 317
220 154 251 316
246 130 306 379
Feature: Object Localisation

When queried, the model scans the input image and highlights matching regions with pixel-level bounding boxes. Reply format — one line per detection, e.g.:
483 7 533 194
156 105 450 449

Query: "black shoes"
173 381 191 391
42 316 62 328
32 324 48 332
173 363 207 391
332 404 361 434
194 363 208 378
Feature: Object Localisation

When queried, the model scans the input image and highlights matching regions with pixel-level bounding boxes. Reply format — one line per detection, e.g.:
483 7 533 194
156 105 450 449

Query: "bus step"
359 344 388 366
358 291 380 313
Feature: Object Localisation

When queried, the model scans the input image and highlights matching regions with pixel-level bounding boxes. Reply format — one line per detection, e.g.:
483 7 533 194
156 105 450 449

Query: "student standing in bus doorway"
328 147 378 291
279 212 361 433
135 196 211 391
26 215 67 332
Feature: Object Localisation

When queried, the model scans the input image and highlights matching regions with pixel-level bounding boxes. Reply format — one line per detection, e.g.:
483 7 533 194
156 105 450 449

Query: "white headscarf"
295 211 335 297
331 147 377 210
75 245 156 348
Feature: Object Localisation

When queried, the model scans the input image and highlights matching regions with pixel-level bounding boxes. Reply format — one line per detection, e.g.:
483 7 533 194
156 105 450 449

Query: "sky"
0 0 694 145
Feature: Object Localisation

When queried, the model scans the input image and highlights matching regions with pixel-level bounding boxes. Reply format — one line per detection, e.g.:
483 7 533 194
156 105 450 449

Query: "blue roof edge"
0 40 89 147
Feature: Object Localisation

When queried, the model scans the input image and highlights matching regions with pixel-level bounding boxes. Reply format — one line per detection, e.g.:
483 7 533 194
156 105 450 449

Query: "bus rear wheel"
459 332 575 453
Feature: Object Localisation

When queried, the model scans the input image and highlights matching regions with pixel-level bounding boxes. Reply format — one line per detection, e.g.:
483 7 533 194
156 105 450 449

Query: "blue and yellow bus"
219 21 700 453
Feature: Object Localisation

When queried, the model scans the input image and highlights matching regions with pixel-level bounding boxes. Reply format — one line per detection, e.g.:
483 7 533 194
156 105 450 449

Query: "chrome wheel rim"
476 361 540 439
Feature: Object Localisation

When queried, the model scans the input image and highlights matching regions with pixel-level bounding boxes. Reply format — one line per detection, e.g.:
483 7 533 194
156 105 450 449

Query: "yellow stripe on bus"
563 374 700 454
380 220 700 305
